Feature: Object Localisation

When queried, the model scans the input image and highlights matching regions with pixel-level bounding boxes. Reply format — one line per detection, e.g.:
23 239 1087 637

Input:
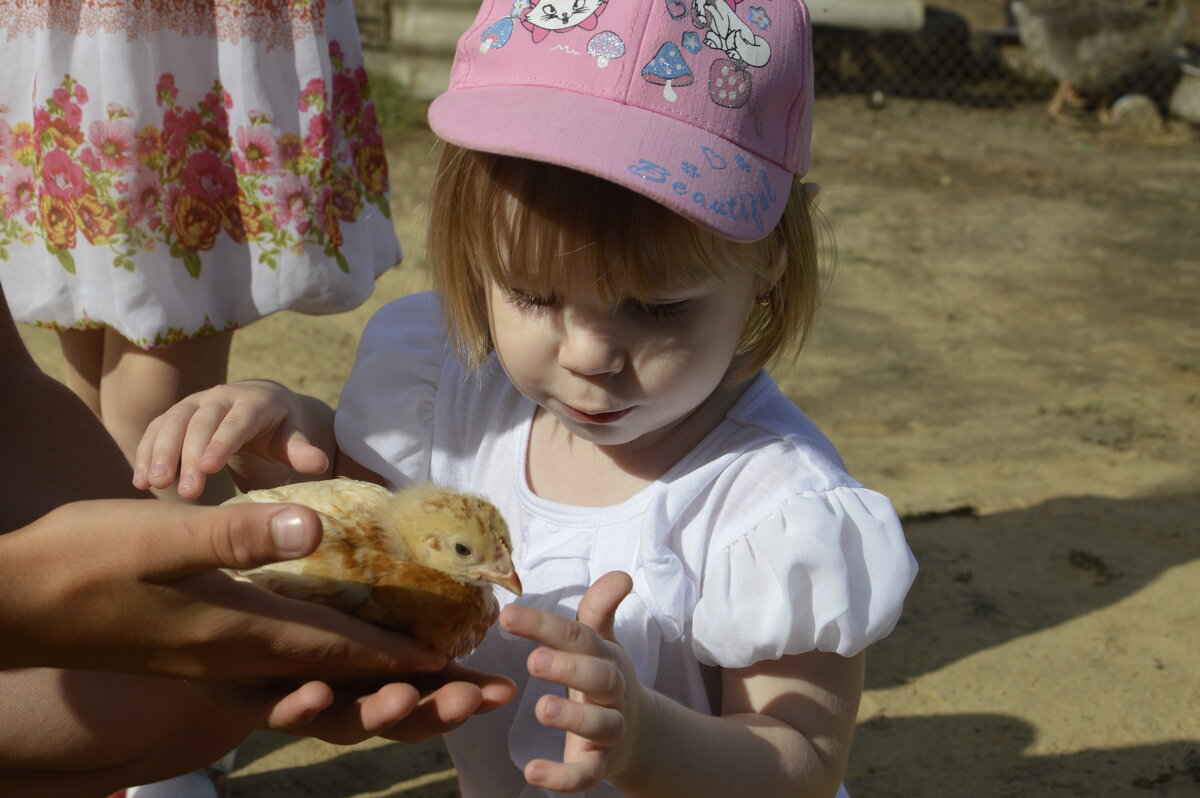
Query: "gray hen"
1011 0 1188 119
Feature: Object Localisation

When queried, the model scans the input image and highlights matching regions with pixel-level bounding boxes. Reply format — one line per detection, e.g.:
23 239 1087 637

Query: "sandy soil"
20 90 1200 795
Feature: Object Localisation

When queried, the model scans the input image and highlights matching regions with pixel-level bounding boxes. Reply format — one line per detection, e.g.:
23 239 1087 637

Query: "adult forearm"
613 691 845 798
0 365 145 532
0 667 248 790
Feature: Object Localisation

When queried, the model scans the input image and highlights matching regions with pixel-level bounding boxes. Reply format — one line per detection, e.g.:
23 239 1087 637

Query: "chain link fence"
353 0 1200 123
810 0 1199 122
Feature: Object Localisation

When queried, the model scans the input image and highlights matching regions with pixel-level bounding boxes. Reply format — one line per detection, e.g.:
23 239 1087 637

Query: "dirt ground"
21 86 1200 795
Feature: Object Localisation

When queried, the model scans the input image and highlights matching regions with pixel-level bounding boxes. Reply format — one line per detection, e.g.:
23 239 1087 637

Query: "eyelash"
505 290 690 322
631 300 690 321
507 289 555 312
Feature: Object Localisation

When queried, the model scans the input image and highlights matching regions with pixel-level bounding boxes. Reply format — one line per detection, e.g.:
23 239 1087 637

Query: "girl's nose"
559 312 626 376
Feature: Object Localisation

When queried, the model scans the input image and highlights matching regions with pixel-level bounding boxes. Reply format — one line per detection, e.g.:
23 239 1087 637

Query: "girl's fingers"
131 416 161 489
535 693 625 745
200 401 271 471
176 402 238 497
527 646 625 706
575 571 633 641
279 425 331 475
524 752 607 793
142 403 202 488
501 604 604 657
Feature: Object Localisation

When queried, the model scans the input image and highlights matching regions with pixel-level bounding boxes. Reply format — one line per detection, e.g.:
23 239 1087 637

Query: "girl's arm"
133 378 382 499
500 571 863 798
620 649 863 798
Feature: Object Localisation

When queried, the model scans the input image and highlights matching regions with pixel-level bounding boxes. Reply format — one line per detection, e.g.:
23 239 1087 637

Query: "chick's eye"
454 543 473 557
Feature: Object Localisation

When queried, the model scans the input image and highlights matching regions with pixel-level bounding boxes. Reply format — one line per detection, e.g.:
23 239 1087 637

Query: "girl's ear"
757 240 788 296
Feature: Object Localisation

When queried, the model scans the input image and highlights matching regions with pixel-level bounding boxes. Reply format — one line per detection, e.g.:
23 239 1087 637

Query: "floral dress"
0 0 401 348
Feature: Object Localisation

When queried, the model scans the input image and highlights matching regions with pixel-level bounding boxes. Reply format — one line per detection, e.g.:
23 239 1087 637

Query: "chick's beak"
473 561 523 597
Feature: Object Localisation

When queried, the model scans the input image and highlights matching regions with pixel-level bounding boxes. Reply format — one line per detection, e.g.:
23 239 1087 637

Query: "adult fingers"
379 681 484 743
282 682 423 744
126 500 325 579
191 680 424 743
189 679 335 728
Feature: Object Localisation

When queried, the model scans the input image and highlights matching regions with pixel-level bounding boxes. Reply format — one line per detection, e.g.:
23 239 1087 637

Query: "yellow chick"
224 478 522 660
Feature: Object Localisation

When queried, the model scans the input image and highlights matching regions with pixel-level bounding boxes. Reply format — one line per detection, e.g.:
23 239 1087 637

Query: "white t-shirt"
336 291 918 797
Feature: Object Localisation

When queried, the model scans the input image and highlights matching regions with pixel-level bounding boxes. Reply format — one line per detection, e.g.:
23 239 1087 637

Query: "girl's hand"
132 380 330 500
499 571 649 793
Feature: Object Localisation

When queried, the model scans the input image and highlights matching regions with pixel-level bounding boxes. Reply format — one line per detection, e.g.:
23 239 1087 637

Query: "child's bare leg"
100 328 236 504
0 667 247 796
56 329 106 418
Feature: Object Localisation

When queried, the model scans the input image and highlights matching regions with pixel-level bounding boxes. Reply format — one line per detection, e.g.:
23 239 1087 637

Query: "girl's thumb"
280 428 331 475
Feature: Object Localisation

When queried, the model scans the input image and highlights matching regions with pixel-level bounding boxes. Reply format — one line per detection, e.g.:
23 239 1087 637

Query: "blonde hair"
427 142 824 386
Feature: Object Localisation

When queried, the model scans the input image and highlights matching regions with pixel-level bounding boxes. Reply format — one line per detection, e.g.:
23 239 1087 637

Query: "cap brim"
429 85 792 243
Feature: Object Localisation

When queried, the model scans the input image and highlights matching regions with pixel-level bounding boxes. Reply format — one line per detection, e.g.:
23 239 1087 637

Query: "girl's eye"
507 289 557 312
631 300 691 321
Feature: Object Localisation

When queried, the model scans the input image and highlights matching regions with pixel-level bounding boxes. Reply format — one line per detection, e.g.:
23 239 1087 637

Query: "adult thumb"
135 500 324 581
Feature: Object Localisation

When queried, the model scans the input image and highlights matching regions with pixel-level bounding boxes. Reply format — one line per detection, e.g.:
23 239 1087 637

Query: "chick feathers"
224 478 522 660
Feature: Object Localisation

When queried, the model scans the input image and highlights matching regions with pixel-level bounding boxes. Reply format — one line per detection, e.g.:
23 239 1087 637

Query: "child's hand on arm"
503 572 865 798
132 379 334 499
499 571 650 793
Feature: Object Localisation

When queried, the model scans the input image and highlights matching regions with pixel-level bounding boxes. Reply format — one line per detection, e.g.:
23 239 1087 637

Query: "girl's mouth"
562 403 632 424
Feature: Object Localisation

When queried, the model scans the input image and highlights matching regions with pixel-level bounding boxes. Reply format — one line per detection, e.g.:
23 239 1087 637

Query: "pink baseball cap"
429 0 814 242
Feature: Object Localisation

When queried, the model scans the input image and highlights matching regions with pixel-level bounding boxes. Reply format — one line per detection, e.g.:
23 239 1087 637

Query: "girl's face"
485 268 762 451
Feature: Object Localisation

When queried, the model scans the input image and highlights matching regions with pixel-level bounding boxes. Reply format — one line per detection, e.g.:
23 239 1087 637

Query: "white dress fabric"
336 292 919 798
0 0 400 348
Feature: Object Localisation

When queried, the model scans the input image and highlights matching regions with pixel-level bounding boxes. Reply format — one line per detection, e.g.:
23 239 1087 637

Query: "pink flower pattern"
0 46 392 346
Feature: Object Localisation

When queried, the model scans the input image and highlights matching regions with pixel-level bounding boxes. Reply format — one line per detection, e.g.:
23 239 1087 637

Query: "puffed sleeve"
334 291 446 488
691 487 918 667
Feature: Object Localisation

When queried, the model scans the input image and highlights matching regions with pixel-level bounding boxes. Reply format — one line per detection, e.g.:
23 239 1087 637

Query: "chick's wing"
225 478 408 616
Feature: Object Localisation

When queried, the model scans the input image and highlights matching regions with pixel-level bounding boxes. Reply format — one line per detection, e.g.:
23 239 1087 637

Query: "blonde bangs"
428 141 823 379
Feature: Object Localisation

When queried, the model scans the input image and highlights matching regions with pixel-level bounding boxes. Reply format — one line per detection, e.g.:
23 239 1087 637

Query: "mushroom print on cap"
432 0 810 241
480 16 515 51
588 30 627 67
642 41 693 100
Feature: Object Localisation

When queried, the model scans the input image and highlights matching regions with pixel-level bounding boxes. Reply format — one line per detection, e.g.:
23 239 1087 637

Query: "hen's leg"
1047 81 1084 119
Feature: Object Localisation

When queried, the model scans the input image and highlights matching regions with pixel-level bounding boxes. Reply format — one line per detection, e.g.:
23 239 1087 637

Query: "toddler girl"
135 0 917 795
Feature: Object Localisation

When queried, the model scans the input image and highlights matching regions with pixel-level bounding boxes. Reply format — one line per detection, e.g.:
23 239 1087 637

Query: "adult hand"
0 498 445 680
191 661 518 745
